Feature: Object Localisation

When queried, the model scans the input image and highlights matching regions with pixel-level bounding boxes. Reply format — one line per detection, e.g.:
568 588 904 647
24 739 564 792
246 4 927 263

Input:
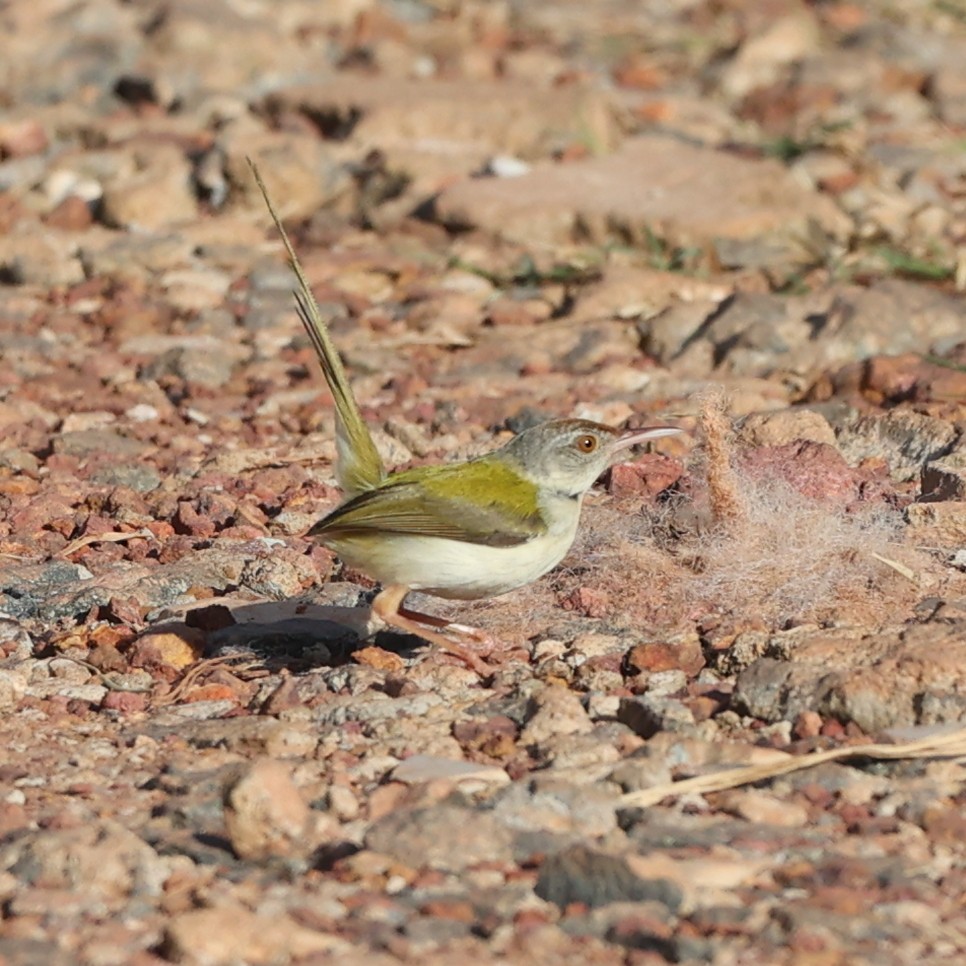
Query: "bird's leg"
398 603 494 645
371 585 492 675
395 605 452 629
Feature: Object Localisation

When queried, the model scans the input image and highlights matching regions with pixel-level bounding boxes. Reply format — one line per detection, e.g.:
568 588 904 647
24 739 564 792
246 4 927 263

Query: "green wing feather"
248 159 385 498
309 457 548 548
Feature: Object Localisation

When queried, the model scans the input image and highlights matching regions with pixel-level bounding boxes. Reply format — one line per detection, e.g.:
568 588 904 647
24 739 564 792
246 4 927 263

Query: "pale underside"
322 501 582 599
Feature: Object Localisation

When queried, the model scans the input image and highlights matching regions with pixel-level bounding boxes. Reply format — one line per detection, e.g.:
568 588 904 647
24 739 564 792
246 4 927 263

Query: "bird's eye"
575 434 598 453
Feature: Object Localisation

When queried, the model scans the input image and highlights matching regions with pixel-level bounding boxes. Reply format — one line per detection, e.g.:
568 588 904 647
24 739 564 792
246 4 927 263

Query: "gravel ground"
2 1 966 963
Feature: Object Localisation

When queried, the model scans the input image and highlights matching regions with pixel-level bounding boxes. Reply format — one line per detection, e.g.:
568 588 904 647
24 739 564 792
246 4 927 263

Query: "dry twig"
150 653 261 708
59 528 156 558
621 726 966 808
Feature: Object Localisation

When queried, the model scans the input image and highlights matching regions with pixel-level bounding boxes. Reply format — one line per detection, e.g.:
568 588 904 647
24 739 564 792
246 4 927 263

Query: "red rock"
807 885 870 917
452 716 506 743
862 352 923 403
625 635 704 676
197 490 239 527
799 783 834 809
45 195 93 231
818 717 846 739
0 192 25 232
560 586 611 618
608 911 674 946
104 596 145 627
452 715 518 761
625 641 678 673
419 899 475 922
926 367 966 404
820 2 870 31
183 683 240 704
787 926 839 953
0 802 30 836
513 908 554 931
793 710 823 739
435 134 849 248
173 501 217 538
249 466 309 499
0 476 40 497
366 782 408 821
353 645 406 672
130 626 205 674
156 535 199 564
214 525 266 541
486 297 552 327
105 485 150 515
260 676 303 715
43 454 82 475
836 803 869 831
9 495 76 539
921 804 966 845
223 759 313 861
87 642 128 674
101 690 151 714
0 118 47 157
606 453 684 499
818 170 860 194
613 57 667 90
686 695 721 721
145 521 176 541
739 440 863 503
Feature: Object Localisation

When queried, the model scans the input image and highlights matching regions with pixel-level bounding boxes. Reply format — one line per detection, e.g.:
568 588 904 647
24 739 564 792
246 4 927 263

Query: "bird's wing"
308 459 548 548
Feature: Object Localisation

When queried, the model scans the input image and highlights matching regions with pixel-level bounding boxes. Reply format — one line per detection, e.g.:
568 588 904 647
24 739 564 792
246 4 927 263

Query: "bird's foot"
371 585 497 677
445 621 491 642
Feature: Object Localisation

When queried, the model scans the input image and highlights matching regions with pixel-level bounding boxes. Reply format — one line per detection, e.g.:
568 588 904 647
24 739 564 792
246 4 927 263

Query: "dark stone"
534 844 682 911
53 429 148 459
0 561 93 620
91 463 162 493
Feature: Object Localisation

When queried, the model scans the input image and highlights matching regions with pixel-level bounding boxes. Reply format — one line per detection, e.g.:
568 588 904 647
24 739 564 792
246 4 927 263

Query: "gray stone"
2 820 169 904
491 777 620 840
365 804 514 872
265 77 622 178
223 758 314 861
921 453 966 502
0 666 29 711
392 755 508 786
617 695 697 739
53 429 149 459
534 844 682 911
0 618 34 660
0 561 95 621
90 463 163 493
435 135 849 253
100 143 198 231
733 622 966 732
835 409 958 482
733 657 836 723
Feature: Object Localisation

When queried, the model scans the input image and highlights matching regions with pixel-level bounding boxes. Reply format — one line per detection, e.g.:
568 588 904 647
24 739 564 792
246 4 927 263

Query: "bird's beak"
613 425 683 453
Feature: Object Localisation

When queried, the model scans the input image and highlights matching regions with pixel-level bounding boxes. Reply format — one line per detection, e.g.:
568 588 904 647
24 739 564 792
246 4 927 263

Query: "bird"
249 160 680 672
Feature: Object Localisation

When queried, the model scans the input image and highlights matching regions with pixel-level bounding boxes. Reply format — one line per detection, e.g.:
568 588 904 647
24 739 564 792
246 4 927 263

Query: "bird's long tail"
248 159 385 497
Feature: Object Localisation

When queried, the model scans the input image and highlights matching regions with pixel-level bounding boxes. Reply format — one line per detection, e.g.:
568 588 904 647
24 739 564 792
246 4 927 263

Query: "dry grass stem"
59 527 156 558
699 390 746 527
621 726 966 807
